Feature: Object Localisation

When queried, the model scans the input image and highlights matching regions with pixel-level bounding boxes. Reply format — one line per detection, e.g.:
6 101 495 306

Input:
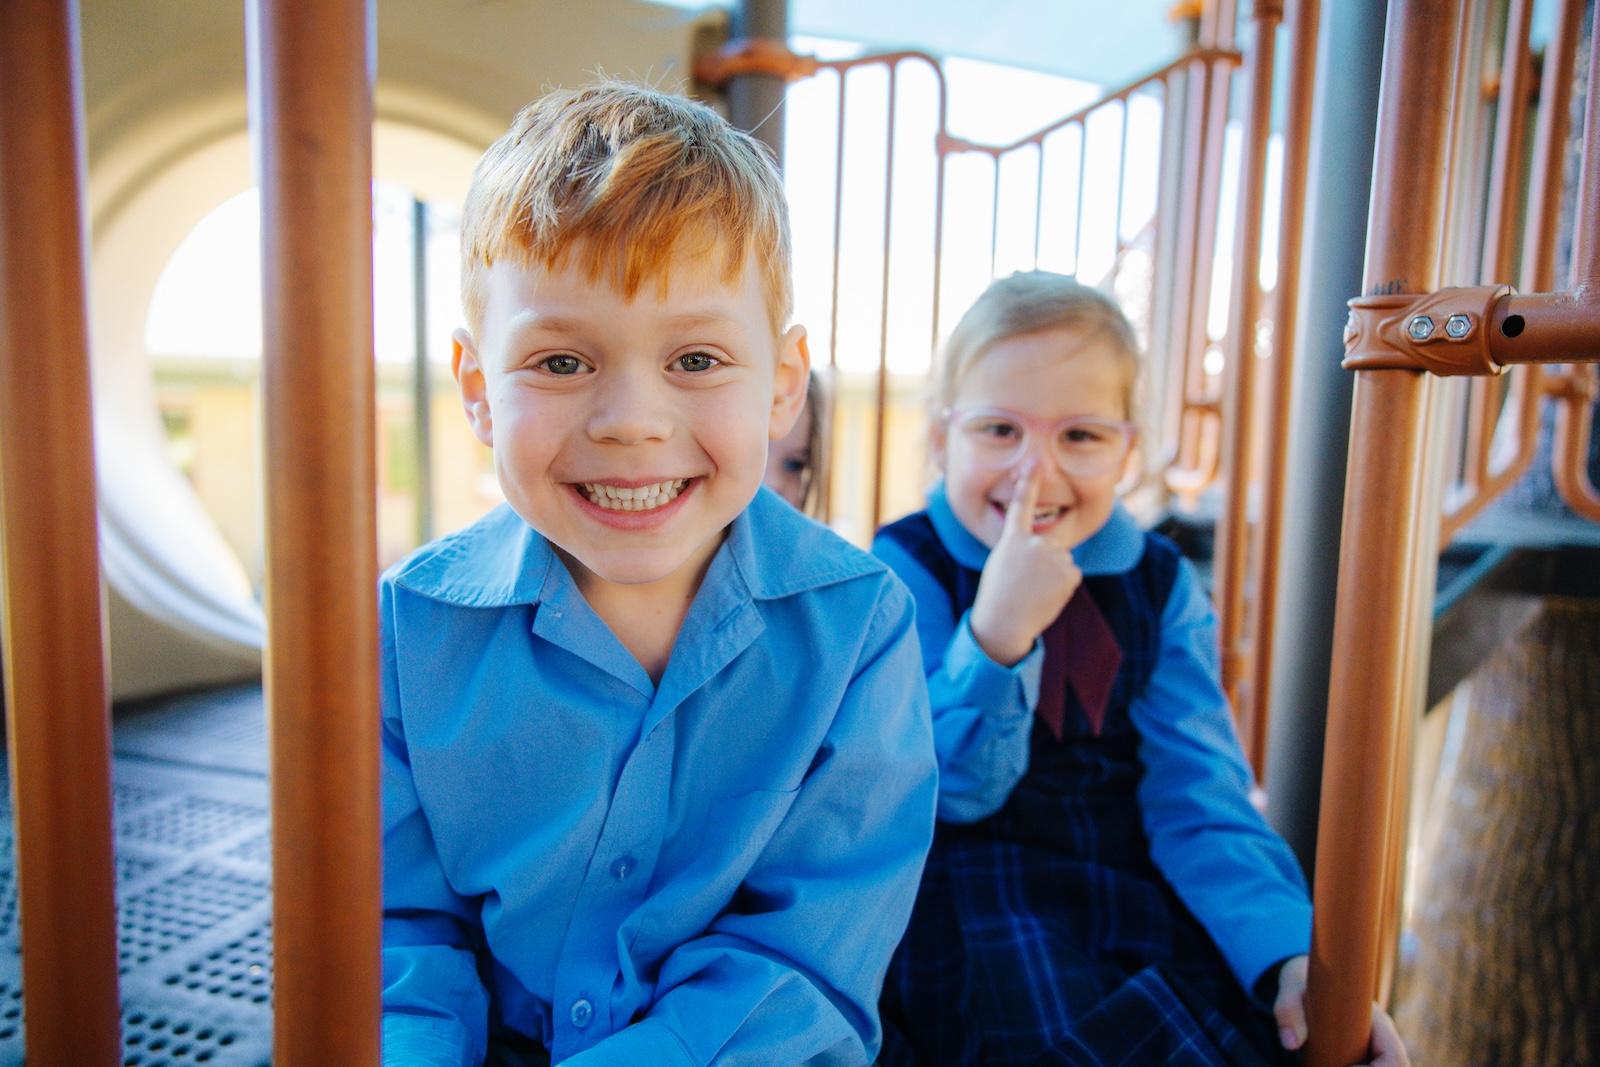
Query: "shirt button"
610 856 634 881
570 998 594 1028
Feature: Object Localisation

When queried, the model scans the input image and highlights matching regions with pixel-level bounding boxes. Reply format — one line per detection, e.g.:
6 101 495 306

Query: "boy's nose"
586 370 673 445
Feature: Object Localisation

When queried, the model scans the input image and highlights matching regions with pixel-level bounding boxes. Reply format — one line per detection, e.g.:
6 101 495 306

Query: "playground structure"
2 0 1598 1063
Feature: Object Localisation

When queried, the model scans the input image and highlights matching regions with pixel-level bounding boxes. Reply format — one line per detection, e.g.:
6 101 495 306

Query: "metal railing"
0 0 382 1061
1306 1 1600 1062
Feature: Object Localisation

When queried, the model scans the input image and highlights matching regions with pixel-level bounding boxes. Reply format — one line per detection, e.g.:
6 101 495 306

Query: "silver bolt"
1445 314 1473 339
1408 315 1436 341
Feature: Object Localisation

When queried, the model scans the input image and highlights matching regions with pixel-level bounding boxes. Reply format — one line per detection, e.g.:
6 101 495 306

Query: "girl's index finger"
1005 461 1042 537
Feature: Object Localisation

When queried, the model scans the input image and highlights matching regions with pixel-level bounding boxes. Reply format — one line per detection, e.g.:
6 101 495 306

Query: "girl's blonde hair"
934 272 1141 417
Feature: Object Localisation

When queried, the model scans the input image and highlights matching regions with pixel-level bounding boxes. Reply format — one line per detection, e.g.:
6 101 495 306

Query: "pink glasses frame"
941 405 1139 476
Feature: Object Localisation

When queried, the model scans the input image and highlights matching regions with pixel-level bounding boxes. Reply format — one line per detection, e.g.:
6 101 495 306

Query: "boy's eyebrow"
661 309 742 329
504 311 587 338
504 309 744 339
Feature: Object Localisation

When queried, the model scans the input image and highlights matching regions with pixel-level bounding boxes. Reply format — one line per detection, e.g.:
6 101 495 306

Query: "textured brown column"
1393 601 1600 1064
1304 1 1460 1064
0 1 123 1061
248 1 381 1063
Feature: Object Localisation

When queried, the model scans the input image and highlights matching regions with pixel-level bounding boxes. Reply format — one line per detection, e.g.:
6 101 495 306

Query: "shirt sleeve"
559 577 940 1067
379 578 492 1067
1130 558 1312 993
872 533 1042 823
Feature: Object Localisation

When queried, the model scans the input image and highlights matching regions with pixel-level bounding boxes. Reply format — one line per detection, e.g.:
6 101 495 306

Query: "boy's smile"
453 243 807 603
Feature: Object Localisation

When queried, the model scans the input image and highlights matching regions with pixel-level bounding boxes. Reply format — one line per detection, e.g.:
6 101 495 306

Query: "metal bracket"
692 37 820 87
1342 285 1513 376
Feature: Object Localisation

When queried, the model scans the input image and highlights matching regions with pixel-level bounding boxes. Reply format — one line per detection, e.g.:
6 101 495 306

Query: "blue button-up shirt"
381 489 939 1066
871 484 1310 994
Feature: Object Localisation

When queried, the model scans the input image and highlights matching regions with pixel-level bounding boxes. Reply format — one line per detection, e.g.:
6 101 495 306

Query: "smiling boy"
379 84 938 1066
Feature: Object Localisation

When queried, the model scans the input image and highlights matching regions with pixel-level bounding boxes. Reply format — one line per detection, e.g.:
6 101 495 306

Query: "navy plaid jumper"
876 511 1286 1067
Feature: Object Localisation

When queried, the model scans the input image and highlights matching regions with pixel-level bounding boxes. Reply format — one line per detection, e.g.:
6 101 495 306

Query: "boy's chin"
556 541 721 591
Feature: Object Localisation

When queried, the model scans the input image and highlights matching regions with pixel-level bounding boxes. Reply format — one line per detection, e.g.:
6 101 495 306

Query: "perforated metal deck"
0 683 276 1065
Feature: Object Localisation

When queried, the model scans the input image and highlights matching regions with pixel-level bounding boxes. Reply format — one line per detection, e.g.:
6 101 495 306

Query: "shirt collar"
389 487 882 608
925 480 1145 575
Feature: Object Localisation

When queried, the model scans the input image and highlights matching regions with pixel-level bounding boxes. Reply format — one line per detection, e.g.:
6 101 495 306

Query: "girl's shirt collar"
925 481 1144 575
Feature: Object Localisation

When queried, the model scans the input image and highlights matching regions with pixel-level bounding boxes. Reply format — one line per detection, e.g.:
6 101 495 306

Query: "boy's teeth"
581 479 688 511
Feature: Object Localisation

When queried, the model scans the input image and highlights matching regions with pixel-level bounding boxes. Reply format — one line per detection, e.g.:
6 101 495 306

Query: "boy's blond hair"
934 272 1141 417
460 82 793 336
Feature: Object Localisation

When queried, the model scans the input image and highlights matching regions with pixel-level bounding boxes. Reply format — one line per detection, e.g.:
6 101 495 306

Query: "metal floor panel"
0 686 275 1065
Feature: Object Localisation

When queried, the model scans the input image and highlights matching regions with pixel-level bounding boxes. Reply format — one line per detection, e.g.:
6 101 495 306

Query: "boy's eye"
674 351 721 373
782 456 808 474
538 354 587 376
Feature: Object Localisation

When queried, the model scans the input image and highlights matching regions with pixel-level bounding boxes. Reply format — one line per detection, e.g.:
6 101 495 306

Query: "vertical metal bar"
871 65 898 533
1033 142 1046 270
1522 0 1583 294
1161 64 1208 456
1480 0 1535 286
0 1 123 1060
1180 2 1239 479
1111 100 1131 267
412 198 434 546
248 1 382 1062
1072 122 1089 274
1572 10 1600 296
1462 0 1536 506
822 70 848 525
930 73 950 354
1305 2 1460 1063
990 155 1002 278
1248 0 1320 779
1214 0 1282 729
1437 0 1551 542
1150 71 1185 392
1178 53 1233 479
1550 0 1600 520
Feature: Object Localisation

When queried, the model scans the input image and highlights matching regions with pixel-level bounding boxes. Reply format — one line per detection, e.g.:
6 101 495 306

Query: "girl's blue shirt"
381 488 938 1066
871 481 1311 996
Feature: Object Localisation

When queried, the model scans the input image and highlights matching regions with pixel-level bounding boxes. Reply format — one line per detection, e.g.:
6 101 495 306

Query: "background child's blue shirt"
871 482 1309 995
381 488 938 1066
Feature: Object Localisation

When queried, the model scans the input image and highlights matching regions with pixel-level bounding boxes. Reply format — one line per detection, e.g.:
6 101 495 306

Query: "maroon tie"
1036 586 1123 739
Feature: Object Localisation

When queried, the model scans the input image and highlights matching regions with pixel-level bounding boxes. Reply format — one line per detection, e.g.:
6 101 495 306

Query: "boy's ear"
768 325 810 440
452 328 494 447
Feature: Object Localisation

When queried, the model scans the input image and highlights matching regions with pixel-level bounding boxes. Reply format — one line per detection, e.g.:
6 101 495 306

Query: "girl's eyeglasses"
943 406 1137 478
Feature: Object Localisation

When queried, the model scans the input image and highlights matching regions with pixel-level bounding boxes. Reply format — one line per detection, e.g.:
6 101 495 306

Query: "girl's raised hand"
969 461 1083 666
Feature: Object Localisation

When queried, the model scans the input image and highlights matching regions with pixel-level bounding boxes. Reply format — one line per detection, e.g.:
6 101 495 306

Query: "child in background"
763 371 828 515
874 272 1407 1066
380 83 938 1066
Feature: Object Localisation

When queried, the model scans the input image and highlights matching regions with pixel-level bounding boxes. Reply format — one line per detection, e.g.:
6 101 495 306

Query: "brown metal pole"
1249 0 1321 779
1215 0 1283 736
1549 4 1600 521
1305 1 1461 1064
0 1 123 1060
1521 0 1582 295
1446 0 1542 540
248 1 382 1063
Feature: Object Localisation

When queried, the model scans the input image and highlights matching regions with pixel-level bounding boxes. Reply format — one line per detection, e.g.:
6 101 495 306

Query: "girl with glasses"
874 272 1406 1067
